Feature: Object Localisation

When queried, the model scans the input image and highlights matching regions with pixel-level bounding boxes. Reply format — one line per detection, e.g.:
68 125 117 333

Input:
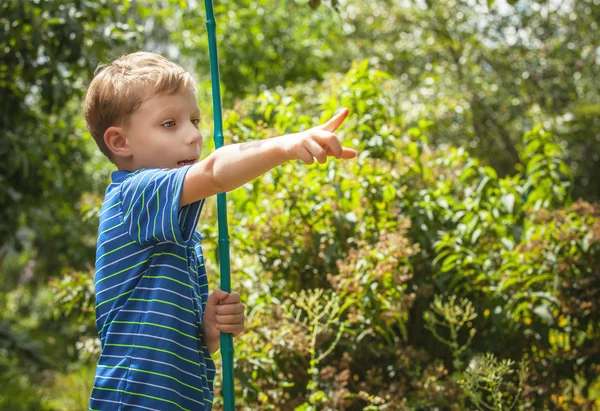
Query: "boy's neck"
114 157 141 173
114 156 177 172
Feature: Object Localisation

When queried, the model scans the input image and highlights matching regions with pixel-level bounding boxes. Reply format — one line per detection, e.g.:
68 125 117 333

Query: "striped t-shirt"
90 166 216 411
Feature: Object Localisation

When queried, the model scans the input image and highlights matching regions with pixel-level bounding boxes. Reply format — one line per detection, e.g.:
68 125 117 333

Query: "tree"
328 0 600 200
0 0 148 276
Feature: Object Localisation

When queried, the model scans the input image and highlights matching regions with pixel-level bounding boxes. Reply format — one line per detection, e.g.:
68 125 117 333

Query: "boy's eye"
162 120 176 128
191 119 200 128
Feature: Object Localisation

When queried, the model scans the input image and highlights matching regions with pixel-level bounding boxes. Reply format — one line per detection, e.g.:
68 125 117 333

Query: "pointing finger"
320 108 349 133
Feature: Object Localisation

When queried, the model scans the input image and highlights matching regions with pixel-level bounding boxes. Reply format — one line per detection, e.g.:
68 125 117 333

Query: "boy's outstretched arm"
179 108 357 206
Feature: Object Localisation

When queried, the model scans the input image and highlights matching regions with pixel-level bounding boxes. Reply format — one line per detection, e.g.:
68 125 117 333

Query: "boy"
85 51 356 411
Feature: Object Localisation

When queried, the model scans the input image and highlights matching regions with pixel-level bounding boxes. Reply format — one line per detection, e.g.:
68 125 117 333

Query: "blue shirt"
90 166 216 411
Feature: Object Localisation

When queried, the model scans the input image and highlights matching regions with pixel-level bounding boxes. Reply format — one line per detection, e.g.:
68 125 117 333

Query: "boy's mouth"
177 157 198 167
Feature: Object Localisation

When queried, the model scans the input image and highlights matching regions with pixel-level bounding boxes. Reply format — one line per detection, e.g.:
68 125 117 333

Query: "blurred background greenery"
1 0 599 409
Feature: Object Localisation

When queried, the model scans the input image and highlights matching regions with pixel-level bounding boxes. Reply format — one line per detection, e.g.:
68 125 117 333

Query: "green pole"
203 0 235 409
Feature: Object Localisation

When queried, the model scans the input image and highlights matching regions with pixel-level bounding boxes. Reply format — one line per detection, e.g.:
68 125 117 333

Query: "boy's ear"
104 126 132 159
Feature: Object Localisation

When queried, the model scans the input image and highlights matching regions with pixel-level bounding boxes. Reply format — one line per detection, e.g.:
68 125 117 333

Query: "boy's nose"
187 128 202 146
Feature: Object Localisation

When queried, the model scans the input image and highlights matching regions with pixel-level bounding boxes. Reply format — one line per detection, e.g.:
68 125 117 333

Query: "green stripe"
104 343 198 366
125 174 143 218
170 176 178 244
103 320 196 339
182 205 191 239
153 185 160 242
96 241 136 264
97 364 204 394
143 274 202 302
154 251 187 262
128 298 196 314
144 275 193 289
138 188 145 243
95 258 150 286
96 289 134 309
95 251 187 286
144 274 203 302
99 222 124 236
92 386 191 411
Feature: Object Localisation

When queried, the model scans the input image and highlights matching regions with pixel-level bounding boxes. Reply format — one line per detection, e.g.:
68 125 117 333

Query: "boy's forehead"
139 87 200 112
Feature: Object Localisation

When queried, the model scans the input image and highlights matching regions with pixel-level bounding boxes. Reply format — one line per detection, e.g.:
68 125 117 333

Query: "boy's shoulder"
102 168 172 205
109 168 153 187
100 166 204 247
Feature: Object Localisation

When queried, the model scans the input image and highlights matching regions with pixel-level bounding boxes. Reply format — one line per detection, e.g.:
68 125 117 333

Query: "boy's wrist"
205 334 220 355
261 134 295 162
280 133 298 162
277 132 303 162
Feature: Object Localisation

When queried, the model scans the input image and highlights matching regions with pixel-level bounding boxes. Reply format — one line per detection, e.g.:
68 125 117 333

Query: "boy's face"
122 86 203 170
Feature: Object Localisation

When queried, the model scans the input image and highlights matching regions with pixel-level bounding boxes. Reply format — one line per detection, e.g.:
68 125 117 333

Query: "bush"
205 61 600 409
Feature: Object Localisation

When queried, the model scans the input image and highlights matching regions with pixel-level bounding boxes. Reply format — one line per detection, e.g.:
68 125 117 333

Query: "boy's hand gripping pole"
204 1 235 409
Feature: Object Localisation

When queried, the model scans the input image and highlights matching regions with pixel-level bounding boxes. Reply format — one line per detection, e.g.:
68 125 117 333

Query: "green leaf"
476 176 491 194
432 249 452 267
500 237 514 250
471 228 482 244
442 254 462 272
524 274 554 289
533 305 554 325
495 277 521 295
308 0 321 10
382 185 397 202
264 104 274 121
500 193 515 213
345 212 358 223
309 390 326 403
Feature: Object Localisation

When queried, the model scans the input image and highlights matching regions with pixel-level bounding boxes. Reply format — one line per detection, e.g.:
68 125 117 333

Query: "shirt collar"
111 169 134 183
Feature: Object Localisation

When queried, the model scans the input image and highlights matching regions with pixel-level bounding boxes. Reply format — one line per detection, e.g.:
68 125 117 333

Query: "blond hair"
84 51 196 160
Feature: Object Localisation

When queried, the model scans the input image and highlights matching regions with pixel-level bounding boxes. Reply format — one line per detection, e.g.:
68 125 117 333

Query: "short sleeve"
120 167 204 245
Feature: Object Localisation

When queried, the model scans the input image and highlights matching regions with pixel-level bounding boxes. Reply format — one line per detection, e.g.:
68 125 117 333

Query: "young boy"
85 51 356 411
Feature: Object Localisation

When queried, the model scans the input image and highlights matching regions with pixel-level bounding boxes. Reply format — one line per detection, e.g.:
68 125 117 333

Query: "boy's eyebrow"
155 106 202 118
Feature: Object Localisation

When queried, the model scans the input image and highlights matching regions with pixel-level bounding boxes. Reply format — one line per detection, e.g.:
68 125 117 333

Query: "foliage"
201 63 600 409
173 0 345 101
0 0 145 277
460 353 528 411
424 295 478 368
333 0 600 201
281 289 353 409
